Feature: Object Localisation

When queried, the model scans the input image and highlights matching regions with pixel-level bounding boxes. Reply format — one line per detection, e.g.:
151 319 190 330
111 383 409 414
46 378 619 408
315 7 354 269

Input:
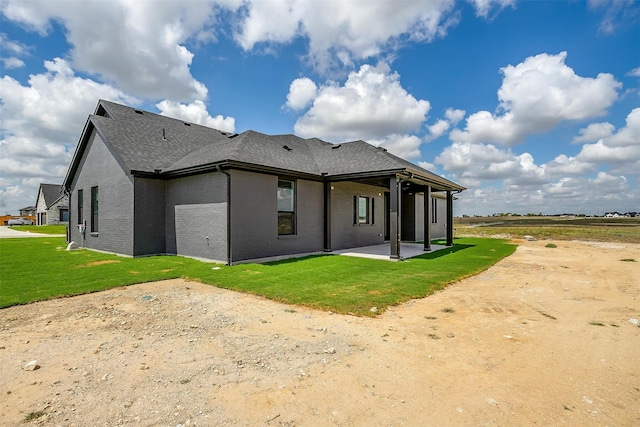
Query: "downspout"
220 168 232 265
63 186 71 243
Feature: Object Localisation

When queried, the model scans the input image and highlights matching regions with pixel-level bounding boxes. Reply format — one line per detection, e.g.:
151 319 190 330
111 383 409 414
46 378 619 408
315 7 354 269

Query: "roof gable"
37 183 63 208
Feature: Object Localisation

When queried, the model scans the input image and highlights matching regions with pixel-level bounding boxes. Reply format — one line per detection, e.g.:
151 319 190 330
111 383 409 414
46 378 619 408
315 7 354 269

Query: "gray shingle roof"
39 184 63 207
73 100 463 191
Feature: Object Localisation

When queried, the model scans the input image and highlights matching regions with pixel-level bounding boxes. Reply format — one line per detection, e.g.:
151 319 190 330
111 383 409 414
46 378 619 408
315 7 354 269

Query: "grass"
0 236 515 316
620 258 637 262
22 410 46 422
455 216 640 243
545 243 557 248
9 225 67 235
589 321 606 326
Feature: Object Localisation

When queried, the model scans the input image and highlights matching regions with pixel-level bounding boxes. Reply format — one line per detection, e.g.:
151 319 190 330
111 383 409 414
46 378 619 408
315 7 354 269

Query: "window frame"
59 208 69 222
77 189 83 225
90 186 99 233
354 195 374 225
358 196 370 224
277 179 296 236
431 198 438 224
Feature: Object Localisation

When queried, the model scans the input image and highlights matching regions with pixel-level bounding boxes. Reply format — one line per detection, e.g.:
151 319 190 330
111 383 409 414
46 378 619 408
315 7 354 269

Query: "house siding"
133 178 167 256
166 172 227 262
431 195 448 239
401 191 416 241
35 191 47 225
69 130 134 255
229 170 324 262
330 182 384 250
47 196 69 225
415 193 448 240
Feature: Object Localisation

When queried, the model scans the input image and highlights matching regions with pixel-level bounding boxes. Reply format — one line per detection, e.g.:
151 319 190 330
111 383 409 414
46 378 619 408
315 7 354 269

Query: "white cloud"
0 0 232 101
577 140 640 164
293 63 430 142
628 67 640 78
1 57 25 69
573 122 615 143
285 77 318 110
444 108 465 125
235 0 458 72
156 100 235 133
424 108 466 141
468 0 516 19
0 58 136 212
418 160 436 171
0 58 136 142
426 120 450 141
588 0 639 35
0 33 29 69
455 170 636 216
436 140 600 186
600 107 640 147
437 142 522 179
0 32 31 55
544 154 596 176
368 134 423 160
451 52 621 146
576 108 640 168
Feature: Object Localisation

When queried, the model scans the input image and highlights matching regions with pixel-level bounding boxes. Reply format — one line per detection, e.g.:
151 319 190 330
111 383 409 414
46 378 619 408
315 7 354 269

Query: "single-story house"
35 183 69 225
63 100 465 264
19 206 36 217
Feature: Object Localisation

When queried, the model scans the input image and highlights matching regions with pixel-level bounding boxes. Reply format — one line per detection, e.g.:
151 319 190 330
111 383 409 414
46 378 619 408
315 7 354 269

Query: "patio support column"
446 190 454 246
324 181 332 252
390 176 400 259
423 185 431 251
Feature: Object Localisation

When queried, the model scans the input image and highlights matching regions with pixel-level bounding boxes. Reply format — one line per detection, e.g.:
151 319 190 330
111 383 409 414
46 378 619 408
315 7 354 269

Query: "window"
91 186 99 232
358 196 369 224
431 198 438 224
77 189 83 224
354 196 371 225
277 179 295 235
59 208 69 222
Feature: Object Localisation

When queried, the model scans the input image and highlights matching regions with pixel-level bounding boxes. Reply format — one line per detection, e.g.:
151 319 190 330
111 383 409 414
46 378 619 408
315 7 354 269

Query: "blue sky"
1 0 638 217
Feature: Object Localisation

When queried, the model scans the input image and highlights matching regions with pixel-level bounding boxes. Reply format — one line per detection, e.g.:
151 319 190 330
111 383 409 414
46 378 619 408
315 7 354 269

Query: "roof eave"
133 160 324 182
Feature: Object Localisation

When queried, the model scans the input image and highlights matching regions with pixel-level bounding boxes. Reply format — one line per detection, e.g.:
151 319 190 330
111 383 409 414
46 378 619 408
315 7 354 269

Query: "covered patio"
333 241 449 261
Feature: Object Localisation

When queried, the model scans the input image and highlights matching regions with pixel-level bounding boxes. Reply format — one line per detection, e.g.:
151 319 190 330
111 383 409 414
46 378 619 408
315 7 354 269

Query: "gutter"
219 167 232 266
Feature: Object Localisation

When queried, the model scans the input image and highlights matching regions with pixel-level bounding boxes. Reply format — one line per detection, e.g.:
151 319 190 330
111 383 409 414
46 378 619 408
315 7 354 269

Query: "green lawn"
0 237 515 315
9 225 67 235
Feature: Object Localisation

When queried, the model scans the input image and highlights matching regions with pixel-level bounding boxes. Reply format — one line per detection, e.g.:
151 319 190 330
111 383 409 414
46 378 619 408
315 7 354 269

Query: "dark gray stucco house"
63 100 465 264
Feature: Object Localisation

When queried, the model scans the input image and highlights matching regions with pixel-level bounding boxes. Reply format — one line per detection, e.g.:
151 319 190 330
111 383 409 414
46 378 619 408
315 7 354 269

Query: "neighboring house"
604 212 621 218
63 100 465 264
19 206 36 217
35 184 69 225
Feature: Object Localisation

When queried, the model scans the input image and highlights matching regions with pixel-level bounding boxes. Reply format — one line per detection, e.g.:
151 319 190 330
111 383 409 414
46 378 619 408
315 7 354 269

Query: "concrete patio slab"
333 242 449 261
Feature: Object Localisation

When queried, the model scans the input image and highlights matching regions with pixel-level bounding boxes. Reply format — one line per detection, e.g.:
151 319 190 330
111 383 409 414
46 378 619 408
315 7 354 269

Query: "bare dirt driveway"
1 239 639 426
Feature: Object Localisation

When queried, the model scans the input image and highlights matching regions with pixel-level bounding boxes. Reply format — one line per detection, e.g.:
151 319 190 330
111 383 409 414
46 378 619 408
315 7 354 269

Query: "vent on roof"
283 145 292 152
228 133 238 139
377 146 387 152
332 144 341 149
134 109 144 115
162 128 167 141
183 122 191 126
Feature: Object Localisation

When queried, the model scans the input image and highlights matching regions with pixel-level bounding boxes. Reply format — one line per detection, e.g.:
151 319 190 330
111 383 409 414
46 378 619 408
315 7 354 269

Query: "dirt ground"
1 239 639 426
